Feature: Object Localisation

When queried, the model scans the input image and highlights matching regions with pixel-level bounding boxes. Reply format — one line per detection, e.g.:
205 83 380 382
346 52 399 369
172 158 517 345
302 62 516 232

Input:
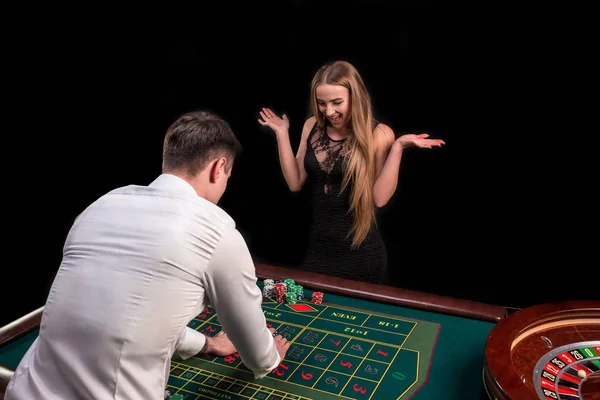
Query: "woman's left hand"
394 133 445 150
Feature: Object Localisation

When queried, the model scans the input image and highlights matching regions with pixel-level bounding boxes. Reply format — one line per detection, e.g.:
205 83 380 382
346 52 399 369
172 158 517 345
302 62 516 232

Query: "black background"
2 2 594 326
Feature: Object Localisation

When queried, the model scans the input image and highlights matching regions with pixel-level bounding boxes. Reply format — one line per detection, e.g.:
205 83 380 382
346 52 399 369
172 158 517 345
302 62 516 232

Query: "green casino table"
0 263 509 400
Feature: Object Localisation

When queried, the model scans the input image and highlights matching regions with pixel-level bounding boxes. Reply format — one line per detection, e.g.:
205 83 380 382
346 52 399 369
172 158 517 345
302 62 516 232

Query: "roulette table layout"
0 262 520 399
484 300 600 400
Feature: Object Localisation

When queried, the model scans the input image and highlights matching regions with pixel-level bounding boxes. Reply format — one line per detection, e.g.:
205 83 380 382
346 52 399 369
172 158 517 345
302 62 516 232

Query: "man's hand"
269 327 291 360
204 331 236 356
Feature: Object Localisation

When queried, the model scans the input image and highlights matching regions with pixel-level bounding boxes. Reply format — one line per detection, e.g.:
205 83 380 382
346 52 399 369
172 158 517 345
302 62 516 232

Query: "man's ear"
209 157 227 183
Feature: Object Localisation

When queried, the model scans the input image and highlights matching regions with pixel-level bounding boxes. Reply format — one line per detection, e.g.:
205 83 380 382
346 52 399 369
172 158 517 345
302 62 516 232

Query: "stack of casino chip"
285 291 298 304
284 278 295 292
311 291 323 304
273 282 287 303
262 278 310 304
289 284 303 301
287 282 305 303
262 279 275 298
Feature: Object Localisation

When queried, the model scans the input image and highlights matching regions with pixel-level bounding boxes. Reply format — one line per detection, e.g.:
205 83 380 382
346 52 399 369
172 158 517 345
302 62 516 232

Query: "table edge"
255 263 508 322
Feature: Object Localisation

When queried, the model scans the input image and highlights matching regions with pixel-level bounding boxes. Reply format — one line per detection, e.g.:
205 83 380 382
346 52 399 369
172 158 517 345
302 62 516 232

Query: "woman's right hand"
258 107 290 136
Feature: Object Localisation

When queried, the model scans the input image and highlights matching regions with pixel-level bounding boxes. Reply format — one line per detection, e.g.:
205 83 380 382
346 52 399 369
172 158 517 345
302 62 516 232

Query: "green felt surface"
1 287 495 399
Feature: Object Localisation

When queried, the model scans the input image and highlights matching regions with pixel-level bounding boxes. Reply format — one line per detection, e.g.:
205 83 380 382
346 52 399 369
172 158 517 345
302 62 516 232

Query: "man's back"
5 174 236 399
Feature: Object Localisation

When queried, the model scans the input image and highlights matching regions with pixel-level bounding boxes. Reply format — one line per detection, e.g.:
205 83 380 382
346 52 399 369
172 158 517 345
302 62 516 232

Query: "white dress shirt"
5 174 280 400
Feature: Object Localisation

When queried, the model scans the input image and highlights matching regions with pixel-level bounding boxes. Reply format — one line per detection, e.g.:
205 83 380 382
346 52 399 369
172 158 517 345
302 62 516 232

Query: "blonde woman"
258 60 445 284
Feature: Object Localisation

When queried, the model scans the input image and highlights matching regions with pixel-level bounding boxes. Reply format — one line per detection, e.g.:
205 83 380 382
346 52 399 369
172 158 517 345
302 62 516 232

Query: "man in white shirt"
5 110 290 400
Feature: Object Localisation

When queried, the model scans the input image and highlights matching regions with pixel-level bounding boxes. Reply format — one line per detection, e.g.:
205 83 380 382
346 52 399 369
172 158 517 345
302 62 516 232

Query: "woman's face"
316 84 351 129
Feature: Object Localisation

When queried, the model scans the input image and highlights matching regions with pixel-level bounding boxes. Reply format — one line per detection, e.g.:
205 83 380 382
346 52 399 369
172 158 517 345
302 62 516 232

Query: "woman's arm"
258 108 313 192
372 124 446 207
373 124 400 208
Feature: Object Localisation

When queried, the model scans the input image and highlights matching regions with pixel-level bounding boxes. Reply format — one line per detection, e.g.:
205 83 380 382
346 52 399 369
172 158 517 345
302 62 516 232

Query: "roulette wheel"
483 300 600 399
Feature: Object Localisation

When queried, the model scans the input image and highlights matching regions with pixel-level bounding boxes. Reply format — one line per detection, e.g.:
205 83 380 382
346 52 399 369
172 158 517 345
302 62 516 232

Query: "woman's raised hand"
395 133 446 150
258 107 290 136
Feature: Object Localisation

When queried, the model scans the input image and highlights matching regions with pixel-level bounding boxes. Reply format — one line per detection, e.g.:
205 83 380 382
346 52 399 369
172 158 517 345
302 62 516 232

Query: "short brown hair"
162 110 242 176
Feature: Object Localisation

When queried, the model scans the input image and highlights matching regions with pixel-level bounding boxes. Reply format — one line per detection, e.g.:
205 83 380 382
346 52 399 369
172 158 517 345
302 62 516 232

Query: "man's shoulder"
199 199 236 228
100 184 237 229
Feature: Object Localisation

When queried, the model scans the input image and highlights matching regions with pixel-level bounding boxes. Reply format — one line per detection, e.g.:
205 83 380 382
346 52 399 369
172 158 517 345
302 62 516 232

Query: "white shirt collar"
149 174 198 198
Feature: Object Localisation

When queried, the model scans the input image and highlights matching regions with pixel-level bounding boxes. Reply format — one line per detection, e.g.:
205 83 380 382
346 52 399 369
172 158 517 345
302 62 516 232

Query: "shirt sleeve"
203 228 281 379
174 326 207 360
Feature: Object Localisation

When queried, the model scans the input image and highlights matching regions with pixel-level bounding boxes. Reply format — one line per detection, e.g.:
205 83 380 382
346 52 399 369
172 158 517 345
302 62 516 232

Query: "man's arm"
202 228 281 379
175 328 235 360
174 326 207 360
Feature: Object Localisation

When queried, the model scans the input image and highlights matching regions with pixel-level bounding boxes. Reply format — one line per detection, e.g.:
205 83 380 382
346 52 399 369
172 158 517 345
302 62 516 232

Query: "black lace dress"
300 122 387 284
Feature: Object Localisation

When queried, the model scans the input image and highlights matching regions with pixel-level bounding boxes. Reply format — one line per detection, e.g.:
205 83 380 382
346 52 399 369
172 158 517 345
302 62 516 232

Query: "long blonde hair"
309 60 375 249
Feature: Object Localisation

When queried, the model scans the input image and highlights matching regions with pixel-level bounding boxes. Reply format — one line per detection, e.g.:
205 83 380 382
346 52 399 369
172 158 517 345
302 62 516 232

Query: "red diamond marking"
288 304 317 312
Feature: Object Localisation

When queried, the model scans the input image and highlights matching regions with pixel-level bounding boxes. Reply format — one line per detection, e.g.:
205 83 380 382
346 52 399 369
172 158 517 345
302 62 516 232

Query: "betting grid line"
265 320 401 373
181 299 432 399
308 332 379 398
269 326 360 399
397 350 420 399
174 359 317 400
277 329 405 382
363 312 422 399
268 304 411 341
272 296 330 344
354 313 420 399
303 303 404 379
318 302 431 325
302 319 401 399
264 296 426 328
358 310 422 399
361 314 417 336
366 347 419 400
296 301 425 399
270 297 331 392
297 332 340 392
189 307 219 333
378 315 421 399
282 335 418 400
169 361 314 400
266 308 408 398
167 363 208 399
190 314 393 398
269 297 414 390
312 316 409 339
317 302 426 369
271 301 411 399
316 303 414 338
